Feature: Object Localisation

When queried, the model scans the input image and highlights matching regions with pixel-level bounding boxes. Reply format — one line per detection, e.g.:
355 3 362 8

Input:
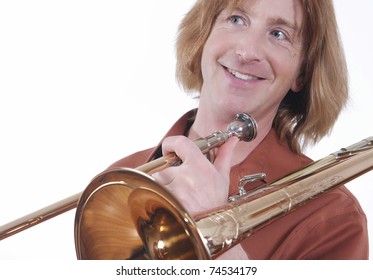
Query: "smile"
227 67 261 81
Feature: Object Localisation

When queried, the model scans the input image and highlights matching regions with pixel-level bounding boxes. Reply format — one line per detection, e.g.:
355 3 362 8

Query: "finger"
161 136 206 164
213 137 239 175
152 167 177 187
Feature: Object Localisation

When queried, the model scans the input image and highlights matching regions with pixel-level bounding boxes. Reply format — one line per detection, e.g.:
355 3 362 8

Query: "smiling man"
110 0 368 260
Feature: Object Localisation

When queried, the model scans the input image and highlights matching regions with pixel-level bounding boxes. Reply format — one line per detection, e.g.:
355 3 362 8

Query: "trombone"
0 112 372 260
0 113 257 246
74 134 372 259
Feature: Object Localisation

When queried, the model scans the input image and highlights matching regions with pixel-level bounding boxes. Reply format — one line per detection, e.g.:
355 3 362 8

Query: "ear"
291 75 304 93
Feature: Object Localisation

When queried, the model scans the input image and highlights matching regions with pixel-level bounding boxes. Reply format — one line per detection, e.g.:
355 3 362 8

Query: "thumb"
213 137 239 175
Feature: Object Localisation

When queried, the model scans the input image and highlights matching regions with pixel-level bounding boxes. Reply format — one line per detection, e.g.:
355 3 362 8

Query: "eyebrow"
267 17 299 32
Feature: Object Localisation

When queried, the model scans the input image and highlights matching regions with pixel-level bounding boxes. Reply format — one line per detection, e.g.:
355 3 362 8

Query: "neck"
188 103 234 139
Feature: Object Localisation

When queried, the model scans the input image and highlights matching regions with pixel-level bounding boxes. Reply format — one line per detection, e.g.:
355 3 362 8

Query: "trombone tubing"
0 193 80 240
0 112 257 241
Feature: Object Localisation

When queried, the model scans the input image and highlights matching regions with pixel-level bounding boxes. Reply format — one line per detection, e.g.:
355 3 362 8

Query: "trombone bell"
74 113 257 259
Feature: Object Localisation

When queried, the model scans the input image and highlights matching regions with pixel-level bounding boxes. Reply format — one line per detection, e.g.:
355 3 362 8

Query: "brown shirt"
110 110 369 259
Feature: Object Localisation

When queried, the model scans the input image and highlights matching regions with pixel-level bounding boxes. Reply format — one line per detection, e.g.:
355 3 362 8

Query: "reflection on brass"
128 137 372 259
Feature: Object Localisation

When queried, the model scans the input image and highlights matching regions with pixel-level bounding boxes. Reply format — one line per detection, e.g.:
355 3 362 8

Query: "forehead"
225 0 304 29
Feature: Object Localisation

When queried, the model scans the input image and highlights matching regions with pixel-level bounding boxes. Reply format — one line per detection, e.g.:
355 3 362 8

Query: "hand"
152 135 239 216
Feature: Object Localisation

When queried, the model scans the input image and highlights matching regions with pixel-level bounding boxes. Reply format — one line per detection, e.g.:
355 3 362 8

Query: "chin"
224 103 254 116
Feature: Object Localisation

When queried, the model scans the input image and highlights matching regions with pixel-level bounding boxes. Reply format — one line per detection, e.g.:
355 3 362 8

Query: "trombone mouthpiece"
228 113 258 142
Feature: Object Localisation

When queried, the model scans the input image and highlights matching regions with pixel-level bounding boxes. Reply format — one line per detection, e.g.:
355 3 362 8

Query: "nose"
235 29 265 63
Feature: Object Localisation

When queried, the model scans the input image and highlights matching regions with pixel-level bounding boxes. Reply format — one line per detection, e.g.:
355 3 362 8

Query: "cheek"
200 40 218 83
273 56 303 89
201 31 227 67
200 46 209 80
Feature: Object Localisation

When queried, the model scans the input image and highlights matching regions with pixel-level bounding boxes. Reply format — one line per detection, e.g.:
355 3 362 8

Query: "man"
110 0 368 259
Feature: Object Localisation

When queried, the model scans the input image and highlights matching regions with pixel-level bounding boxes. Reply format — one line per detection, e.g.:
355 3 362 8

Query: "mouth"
225 67 264 81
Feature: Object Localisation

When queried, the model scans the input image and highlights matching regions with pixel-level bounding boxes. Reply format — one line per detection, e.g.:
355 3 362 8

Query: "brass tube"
195 140 373 257
0 113 257 241
129 137 373 259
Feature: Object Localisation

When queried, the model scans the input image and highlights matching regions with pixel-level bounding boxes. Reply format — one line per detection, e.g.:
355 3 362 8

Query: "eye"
271 30 288 41
229 15 245 26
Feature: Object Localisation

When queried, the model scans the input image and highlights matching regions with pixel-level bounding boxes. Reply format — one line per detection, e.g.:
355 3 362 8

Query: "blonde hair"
175 0 348 153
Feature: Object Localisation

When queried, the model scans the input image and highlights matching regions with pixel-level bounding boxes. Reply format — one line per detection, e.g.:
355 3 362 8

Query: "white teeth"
227 68 258 81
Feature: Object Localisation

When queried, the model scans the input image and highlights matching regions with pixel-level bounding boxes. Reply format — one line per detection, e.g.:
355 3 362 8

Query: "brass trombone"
0 111 372 260
0 113 257 252
75 135 373 259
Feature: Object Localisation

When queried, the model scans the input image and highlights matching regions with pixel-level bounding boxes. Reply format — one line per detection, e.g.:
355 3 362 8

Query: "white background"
0 0 372 260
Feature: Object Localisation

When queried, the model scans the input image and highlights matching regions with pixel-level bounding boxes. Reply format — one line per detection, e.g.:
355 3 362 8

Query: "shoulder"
108 147 156 169
248 129 313 183
107 109 197 170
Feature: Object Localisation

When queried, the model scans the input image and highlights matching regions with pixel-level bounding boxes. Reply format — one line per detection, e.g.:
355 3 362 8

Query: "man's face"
200 0 304 123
